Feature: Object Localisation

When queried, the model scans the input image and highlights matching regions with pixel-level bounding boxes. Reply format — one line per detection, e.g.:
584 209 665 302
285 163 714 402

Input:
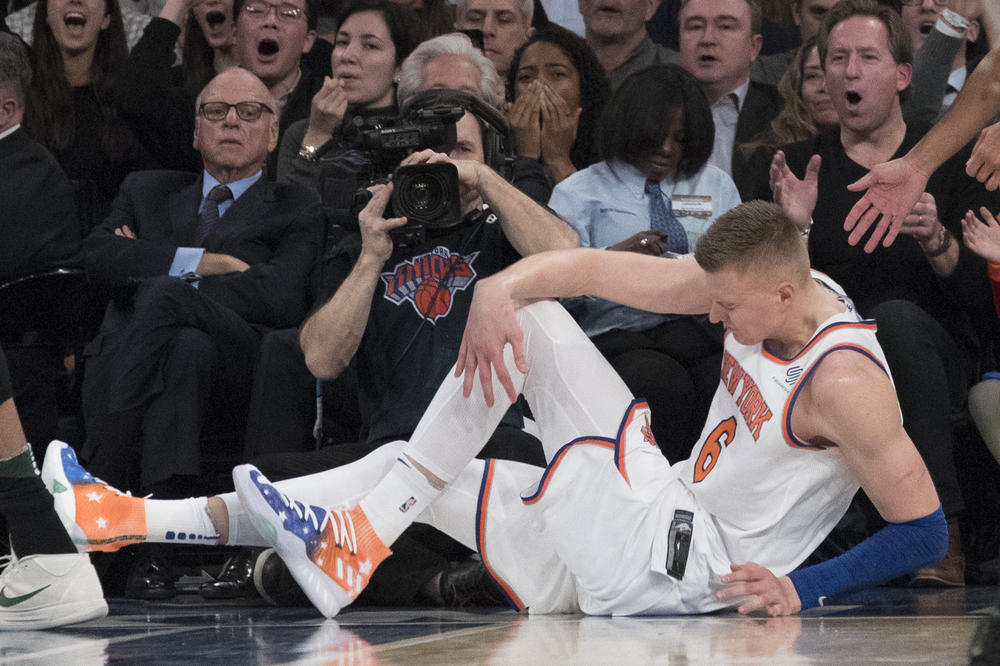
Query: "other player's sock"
144 497 219 547
0 444 76 555
358 457 440 545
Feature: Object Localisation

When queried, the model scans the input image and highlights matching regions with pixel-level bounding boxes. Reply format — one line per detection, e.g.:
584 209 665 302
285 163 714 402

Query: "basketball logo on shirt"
381 247 479 322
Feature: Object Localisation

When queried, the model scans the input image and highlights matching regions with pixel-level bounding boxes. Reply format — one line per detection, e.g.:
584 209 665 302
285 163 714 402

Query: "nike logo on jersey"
0 584 51 607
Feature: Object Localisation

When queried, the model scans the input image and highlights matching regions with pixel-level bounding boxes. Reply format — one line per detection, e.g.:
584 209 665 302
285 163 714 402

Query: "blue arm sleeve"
788 505 947 610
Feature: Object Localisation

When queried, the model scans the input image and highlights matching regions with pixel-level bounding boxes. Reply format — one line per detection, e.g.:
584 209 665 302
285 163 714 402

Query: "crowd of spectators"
3 0 1000 610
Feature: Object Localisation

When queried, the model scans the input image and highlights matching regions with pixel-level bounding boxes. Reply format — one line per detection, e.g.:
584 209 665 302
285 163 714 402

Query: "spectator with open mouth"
116 0 241 172
900 0 991 121
23 0 150 230
763 0 1000 590
232 0 331 176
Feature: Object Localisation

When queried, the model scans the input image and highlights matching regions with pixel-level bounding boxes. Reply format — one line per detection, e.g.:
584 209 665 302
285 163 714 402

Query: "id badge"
666 509 694 580
671 195 712 219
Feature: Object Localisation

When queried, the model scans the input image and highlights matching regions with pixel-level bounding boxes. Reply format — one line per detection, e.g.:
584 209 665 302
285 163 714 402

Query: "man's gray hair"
397 32 504 110
455 0 533 26
0 32 31 107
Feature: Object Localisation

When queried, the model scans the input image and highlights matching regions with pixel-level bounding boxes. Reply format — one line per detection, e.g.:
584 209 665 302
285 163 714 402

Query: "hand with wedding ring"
609 230 670 256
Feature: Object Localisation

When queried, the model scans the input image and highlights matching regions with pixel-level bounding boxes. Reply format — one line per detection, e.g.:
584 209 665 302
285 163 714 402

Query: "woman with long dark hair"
25 0 148 228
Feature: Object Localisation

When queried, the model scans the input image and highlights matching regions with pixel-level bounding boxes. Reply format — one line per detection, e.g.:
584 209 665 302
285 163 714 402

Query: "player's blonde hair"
694 201 811 285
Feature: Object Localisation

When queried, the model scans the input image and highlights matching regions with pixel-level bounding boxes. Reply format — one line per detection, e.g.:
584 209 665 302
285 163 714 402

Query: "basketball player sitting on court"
42 201 947 617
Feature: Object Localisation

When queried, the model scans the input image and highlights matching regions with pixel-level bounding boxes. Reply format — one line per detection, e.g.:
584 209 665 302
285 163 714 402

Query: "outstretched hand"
769 151 820 228
845 156 931 253
962 206 1000 263
717 562 801 616
454 277 528 407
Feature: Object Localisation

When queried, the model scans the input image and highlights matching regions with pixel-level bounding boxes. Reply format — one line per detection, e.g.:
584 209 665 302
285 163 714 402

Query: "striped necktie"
196 184 233 244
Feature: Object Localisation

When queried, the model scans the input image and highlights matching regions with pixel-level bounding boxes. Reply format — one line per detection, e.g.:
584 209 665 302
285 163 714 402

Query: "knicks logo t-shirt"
355 209 520 443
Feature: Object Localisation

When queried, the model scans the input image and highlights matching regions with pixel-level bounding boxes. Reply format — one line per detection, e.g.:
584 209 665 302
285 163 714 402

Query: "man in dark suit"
0 31 82 456
0 34 80 283
81 67 323 504
676 0 780 200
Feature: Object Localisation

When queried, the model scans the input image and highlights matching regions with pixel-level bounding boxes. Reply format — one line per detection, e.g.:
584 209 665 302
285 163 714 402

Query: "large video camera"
325 89 513 248
355 103 465 242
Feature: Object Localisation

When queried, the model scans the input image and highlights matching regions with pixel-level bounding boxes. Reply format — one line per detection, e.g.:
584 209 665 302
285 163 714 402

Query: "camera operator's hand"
359 183 408 263
301 77 350 154
401 149 485 215
401 149 482 187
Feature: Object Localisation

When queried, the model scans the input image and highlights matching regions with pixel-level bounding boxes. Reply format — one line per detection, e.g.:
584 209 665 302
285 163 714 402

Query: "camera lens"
404 176 443 212
390 163 462 228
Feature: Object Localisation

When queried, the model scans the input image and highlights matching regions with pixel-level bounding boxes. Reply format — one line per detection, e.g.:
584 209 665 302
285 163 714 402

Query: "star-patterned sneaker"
0 553 108 630
40 441 147 553
232 465 391 618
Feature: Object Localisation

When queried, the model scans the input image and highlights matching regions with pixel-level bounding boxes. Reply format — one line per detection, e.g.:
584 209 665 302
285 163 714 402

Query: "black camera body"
329 90 514 248
351 105 465 247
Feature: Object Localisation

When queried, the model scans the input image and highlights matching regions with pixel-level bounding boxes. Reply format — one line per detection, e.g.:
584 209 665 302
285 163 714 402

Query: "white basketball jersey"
673 272 894 576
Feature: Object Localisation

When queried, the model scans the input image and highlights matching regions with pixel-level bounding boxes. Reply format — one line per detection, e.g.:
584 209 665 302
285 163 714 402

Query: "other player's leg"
0 347 106 630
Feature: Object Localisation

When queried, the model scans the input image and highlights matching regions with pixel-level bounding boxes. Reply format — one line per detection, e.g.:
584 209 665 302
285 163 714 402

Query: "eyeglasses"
198 101 274 121
241 1 305 22
900 0 949 5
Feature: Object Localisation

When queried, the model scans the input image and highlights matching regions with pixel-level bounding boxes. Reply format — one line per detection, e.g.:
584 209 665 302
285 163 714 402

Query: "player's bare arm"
796 350 939 523
718 348 942 617
456 249 712 404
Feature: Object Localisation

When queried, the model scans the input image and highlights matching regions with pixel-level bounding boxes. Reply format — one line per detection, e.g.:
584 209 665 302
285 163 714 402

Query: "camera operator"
300 104 577 445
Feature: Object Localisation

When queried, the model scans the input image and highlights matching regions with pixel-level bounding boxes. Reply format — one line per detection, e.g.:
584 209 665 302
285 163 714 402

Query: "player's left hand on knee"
717 562 802 616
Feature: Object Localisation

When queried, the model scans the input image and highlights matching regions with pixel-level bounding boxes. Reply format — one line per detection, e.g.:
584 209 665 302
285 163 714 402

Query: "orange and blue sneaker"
40 441 146 553
232 464 391 618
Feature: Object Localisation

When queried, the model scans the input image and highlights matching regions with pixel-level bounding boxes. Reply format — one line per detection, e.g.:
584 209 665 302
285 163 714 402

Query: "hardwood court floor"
1 586 997 664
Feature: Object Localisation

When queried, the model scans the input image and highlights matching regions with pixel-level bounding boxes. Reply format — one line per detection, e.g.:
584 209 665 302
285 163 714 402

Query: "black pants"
868 300 966 518
243 328 362 459
592 316 723 463
83 276 260 490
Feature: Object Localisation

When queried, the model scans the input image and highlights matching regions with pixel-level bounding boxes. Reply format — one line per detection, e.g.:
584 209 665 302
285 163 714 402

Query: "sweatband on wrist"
788 505 947 610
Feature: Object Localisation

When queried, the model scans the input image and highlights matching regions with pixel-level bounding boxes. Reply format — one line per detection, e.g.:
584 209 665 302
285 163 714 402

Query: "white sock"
144 497 221 547
218 441 408 548
359 457 440 545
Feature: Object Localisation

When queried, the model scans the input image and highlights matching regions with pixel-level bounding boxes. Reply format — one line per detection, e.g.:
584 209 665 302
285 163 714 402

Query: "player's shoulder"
800 346 893 411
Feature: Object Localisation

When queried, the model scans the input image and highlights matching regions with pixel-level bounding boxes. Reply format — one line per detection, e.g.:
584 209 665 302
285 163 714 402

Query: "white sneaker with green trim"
0 553 107 630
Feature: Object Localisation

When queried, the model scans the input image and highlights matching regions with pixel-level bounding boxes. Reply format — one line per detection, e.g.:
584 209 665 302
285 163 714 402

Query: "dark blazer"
84 170 324 330
0 127 82 281
733 80 781 201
